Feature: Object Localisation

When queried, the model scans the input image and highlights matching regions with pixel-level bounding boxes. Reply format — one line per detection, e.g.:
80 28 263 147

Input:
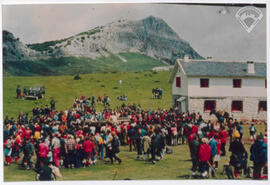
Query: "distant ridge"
3 16 203 76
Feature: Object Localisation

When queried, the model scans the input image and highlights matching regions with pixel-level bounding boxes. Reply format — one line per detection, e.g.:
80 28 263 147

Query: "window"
259 101 267 111
232 101 243 111
204 100 216 112
233 79 242 88
200 78 209 88
265 79 267 88
176 77 181 88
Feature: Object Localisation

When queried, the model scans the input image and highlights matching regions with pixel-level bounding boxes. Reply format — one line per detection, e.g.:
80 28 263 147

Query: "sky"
2 3 266 60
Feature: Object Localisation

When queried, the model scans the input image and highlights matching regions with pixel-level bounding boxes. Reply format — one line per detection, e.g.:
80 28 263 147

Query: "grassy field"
3 71 267 181
3 71 171 118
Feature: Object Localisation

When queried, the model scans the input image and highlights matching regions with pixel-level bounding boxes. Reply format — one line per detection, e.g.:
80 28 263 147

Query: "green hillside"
3 52 167 76
3 71 171 118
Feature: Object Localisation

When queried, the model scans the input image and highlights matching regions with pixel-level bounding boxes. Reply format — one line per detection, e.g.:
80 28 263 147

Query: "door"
181 100 187 113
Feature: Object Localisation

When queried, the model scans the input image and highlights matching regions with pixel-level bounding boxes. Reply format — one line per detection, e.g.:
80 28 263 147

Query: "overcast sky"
2 3 266 60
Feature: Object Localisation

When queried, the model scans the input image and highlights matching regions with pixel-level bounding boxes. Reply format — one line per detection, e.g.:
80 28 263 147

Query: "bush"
101 85 105 87
73 74 81 80
113 87 118 89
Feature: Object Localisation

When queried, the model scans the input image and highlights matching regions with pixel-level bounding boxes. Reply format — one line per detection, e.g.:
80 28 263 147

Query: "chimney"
247 61 255 74
184 54 189 62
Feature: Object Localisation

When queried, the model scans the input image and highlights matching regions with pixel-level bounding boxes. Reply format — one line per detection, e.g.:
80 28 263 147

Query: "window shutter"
176 77 181 87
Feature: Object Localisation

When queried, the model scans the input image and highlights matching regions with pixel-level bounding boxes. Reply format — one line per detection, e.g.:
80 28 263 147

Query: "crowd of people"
3 95 268 180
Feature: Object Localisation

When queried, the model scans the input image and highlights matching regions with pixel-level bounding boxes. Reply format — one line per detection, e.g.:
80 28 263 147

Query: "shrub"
73 74 81 80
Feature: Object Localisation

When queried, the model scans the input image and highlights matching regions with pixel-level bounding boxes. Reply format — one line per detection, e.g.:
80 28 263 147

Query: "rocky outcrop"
27 16 203 64
3 16 203 75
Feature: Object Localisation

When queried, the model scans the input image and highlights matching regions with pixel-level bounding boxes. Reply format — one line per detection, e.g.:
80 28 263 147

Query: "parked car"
25 86 45 100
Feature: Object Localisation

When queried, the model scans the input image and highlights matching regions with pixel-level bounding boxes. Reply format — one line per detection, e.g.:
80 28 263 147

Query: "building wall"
172 68 188 96
188 96 267 121
188 77 266 97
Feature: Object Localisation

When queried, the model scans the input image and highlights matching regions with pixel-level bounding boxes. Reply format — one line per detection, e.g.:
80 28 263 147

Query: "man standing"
38 139 49 167
50 98 55 110
189 135 200 176
229 133 246 178
249 124 257 143
219 127 228 156
51 134 61 167
65 135 76 168
111 131 122 164
209 135 218 177
83 136 95 167
250 133 267 179
22 138 34 169
23 86 27 97
16 85 21 99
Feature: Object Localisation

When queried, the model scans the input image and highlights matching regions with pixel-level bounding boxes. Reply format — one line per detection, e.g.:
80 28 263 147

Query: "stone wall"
188 96 267 121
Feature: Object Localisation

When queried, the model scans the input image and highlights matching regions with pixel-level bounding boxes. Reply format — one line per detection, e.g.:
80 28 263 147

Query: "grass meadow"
3 71 267 181
3 71 171 118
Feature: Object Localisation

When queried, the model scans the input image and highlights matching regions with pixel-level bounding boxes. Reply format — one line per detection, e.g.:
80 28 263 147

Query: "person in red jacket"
82 136 95 167
198 138 211 178
219 126 228 156
24 127 32 139
191 124 198 134
38 140 49 167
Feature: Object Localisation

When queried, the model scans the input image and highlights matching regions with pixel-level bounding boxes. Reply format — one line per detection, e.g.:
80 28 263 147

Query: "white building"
169 56 267 121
